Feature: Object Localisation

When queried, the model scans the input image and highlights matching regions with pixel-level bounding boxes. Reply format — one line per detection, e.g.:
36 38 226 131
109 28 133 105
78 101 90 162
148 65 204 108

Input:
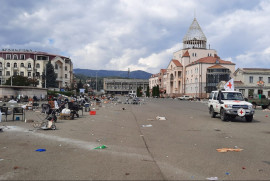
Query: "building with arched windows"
0 49 73 89
150 18 236 98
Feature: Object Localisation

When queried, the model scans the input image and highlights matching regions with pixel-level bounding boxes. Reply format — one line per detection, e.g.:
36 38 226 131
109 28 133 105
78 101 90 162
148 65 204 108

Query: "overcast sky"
1 0 269 73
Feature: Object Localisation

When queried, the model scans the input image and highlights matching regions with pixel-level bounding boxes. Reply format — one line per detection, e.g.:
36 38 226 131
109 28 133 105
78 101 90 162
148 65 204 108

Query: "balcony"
27 67 32 71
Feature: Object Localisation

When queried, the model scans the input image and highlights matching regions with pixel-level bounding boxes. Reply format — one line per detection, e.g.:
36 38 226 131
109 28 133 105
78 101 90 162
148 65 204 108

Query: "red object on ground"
90 111 96 115
266 115 268 117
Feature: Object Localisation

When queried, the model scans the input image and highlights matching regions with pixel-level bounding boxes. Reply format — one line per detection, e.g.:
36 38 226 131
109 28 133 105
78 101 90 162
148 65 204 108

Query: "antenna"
128 68 130 78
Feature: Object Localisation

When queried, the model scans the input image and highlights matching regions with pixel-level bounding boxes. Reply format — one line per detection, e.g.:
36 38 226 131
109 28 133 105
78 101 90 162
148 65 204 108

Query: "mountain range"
73 69 152 79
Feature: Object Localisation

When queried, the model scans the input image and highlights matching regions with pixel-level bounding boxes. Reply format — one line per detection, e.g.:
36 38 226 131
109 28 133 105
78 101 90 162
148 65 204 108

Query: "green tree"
76 79 83 93
45 60 57 88
156 85 160 98
146 86 150 97
5 75 38 86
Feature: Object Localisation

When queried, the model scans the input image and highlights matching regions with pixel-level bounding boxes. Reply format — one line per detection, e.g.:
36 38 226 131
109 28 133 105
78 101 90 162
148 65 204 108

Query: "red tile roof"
186 56 235 67
172 59 183 67
160 69 167 74
182 50 190 57
207 64 226 69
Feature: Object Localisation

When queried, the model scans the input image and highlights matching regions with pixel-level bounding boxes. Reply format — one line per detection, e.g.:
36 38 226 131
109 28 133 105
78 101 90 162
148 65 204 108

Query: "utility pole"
96 72 97 92
45 63 47 88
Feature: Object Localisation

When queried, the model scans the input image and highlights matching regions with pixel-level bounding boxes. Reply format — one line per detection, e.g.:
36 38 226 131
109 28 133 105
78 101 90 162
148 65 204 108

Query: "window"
28 72 31 77
36 72 40 77
20 72 24 76
0 71 2 76
6 54 11 60
0 62 2 67
55 73 58 78
20 54 25 60
13 71 18 76
259 77 263 81
268 77 270 83
65 74 67 78
14 63 17 68
6 71 10 76
13 54 18 60
20 63 24 67
55 64 58 69
36 63 40 68
7 62 10 67
249 76 253 83
28 63 31 68
65 66 67 71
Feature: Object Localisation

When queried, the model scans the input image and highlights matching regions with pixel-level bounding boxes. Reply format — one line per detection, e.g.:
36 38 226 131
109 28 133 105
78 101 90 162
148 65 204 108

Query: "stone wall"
0 86 47 99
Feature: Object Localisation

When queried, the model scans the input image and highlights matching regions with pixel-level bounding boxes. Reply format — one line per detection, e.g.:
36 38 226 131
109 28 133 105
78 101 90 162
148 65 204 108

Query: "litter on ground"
35 149 46 152
142 124 152 128
206 177 218 180
94 145 107 149
216 148 243 152
156 116 166 120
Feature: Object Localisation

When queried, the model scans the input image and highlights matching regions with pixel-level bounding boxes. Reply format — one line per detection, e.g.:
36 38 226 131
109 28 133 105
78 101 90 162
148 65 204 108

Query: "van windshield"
221 92 244 101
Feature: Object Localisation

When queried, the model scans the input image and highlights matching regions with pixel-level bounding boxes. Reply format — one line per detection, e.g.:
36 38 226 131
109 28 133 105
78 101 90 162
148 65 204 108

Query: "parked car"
178 95 193 100
247 94 270 109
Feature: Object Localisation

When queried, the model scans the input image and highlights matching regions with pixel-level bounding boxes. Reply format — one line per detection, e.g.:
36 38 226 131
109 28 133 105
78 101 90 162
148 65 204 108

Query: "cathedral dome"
183 18 207 49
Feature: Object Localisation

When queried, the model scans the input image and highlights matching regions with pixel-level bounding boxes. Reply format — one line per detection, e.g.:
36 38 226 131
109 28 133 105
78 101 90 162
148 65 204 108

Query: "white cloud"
1 0 270 75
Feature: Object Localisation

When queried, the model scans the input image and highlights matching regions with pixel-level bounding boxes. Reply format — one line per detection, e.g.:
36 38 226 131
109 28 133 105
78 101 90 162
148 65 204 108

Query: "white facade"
233 68 270 98
0 49 73 88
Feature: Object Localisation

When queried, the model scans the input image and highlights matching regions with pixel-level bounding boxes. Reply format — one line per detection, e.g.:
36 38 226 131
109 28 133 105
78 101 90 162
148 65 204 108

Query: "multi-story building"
233 68 270 98
0 49 73 89
150 18 236 98
103 78 149 95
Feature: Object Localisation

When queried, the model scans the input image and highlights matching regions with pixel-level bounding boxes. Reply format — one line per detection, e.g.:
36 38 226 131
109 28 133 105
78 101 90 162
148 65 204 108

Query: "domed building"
165 18 235 98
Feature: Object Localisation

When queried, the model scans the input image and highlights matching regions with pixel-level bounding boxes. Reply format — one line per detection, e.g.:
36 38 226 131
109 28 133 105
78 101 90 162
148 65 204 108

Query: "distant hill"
73 69 152 79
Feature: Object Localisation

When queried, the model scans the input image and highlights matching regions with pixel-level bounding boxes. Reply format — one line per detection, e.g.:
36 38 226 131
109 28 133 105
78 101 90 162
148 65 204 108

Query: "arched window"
20 63 24 67
14 63 17 68
55 63 58 69
13 54 18 60
36 63 40 68
28 63 31 68
7 62 10 67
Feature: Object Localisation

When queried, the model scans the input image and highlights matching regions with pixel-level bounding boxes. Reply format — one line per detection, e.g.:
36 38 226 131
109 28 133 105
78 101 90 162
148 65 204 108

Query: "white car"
208 90 255 122
178 95 193 100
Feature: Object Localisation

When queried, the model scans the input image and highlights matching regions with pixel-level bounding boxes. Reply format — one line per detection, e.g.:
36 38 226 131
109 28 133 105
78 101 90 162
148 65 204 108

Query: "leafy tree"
156 85 160 98
45 60 57 88
76 79 83 93
5 75 38 86
146 86 150 97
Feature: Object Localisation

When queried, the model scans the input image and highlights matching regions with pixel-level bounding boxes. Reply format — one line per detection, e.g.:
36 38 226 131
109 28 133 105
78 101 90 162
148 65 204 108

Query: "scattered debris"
122 108 126 110
266 115 268 117
94 145 107 149
35 149 46 152
142 124 152 128
0 158 4 161
13 166 19 170
258 169 263 172
25 119 34 123
156 116 166 120
125 173 130 175
225 172 230 175
147 119 154 121
216 148 243 152
214 128 221 131
242 167 246 169
206 177 218 180
90 111 96 115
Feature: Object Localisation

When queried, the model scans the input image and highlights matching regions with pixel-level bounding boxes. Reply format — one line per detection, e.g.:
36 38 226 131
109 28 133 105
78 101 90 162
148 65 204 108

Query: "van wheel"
210 107 216 118
245 115 253 122
220 109 228 122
